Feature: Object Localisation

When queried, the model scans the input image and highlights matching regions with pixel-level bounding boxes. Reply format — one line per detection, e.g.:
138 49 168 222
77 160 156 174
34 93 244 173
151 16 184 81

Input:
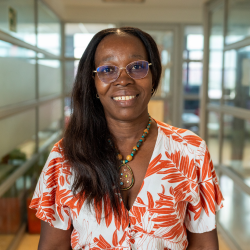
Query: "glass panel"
38 58 62 97
182 100 200 135
226 0 250 44
222 115 250 187
0 176 25 250
37 1 61 55
39 99 62 147
208 5 224 104
0 41 36 107
147 30 173 98
183 62 203 95
0 139 36 185
207 112 220 166
0 0 36 45
218 175 250 250
0 109 36 161
65 60 79 94
224 46 250 109
65 23 116 58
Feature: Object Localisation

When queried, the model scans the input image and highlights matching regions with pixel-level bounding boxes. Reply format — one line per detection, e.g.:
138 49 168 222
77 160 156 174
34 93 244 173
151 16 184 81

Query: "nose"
114 67 134 86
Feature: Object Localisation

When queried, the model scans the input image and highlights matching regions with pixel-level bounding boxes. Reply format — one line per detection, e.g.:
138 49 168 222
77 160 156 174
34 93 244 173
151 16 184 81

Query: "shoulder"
42 139 72 188
155 119 204 153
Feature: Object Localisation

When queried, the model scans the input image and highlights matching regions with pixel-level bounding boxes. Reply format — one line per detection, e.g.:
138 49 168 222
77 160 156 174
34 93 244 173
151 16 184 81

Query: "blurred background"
0 0 250 250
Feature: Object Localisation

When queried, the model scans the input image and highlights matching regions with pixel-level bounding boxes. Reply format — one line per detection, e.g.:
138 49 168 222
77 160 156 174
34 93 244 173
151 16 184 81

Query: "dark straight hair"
63 27 162 217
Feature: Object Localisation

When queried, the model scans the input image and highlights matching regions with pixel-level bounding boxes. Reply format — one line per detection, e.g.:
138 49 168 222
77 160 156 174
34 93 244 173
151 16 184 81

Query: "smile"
113 96 136 101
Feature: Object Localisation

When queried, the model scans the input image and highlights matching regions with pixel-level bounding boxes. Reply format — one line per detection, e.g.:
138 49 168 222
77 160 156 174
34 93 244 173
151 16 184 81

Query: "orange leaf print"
147 192 154 209
112 230 118 246
59 176 64 186
71 230 80 249
104 195 112 228
94 235 111 249
183 135 202 147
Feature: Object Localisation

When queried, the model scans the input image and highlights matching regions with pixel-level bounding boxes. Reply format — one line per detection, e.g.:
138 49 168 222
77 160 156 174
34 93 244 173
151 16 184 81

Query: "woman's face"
94 33 153 122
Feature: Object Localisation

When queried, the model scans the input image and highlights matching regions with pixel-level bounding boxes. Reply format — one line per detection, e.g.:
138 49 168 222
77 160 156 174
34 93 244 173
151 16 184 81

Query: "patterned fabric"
30 120 224 250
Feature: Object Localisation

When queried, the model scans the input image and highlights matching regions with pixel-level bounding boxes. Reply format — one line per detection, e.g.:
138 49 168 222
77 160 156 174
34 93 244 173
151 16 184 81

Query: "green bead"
131 153 134 157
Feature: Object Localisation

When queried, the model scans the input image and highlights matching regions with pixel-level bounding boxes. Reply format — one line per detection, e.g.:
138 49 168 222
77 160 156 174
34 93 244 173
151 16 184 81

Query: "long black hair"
63 27 162 217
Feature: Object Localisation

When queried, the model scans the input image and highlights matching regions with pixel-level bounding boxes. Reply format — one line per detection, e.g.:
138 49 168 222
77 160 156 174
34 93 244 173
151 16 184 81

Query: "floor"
14 233 231 250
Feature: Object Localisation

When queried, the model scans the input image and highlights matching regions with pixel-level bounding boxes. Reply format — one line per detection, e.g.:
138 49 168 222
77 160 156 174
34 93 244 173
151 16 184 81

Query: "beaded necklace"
115 115 152 191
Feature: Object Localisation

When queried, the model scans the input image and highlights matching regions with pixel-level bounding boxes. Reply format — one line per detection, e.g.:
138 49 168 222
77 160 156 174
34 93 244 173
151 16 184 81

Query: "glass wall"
146 30 173 124
37 1 61 55
226 0 250 44
0 1 63 249
0 0 36 45
204 1 250 249
208 4 224 105
182 26 203 134
0 41 36 107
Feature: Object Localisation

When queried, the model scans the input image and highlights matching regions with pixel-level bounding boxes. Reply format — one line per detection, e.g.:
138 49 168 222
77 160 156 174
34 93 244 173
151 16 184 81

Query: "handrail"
0 94 64 120
0 130 62 197
0 29 61 59
220 165 250 196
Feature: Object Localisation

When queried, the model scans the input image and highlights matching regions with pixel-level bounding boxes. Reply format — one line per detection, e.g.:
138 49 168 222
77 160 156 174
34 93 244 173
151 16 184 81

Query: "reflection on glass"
219 175 250 250
207 112 220 165
222 115 250 187
146 30 173 97
38 59 62 97
183 62 203 94
65 60 79 94
183 26 203 95
182 100 200 135
0 0 36 45
208 5 224 104
0 41 36 107
39 99 62 147
224 46 250 109
0 140 36 185
37 1 61 55
226 0 250 44
65 23 116 58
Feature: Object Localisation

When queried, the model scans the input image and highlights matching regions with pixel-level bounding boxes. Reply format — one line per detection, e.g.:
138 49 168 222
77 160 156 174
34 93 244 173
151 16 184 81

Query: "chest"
120 141 156 211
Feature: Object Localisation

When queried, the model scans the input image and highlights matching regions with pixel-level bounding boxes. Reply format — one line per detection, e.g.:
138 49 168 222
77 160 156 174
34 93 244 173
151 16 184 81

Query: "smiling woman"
29 27 223 250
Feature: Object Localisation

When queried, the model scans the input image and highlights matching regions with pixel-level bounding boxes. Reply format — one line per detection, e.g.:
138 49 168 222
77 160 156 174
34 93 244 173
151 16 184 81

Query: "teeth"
113 96 135 101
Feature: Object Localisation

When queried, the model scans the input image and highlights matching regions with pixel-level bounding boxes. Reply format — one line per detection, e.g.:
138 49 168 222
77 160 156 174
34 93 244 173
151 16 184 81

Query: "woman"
30 27 224 250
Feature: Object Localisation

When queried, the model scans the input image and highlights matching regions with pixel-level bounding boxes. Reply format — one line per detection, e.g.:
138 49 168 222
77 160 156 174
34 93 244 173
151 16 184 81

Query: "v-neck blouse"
30 120 224 250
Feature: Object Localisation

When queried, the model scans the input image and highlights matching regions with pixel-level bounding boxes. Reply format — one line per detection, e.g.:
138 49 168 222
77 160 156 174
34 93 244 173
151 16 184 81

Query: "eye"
102 66 113 73
132 63 144 70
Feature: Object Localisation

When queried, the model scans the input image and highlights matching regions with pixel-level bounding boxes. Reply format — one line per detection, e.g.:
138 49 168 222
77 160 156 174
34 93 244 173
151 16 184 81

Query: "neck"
106 111 149 144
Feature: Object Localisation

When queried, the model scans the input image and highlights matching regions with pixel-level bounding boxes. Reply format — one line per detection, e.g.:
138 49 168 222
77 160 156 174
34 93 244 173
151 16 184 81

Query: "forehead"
94 34 148 65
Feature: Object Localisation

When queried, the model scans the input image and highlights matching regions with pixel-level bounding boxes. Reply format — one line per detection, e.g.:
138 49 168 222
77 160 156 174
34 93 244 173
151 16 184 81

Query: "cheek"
95 78 109 96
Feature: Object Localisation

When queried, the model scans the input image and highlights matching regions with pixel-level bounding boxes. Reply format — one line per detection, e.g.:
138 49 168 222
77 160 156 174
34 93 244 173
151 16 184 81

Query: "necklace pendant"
118 163 134 191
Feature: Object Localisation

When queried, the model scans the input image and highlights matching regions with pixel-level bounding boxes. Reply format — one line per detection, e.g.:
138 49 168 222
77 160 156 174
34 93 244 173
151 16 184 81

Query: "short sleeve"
29 141 72 230
184 140 224 233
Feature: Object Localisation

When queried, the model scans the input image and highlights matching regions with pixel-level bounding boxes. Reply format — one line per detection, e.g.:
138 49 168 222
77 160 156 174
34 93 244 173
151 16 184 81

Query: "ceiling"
43 0 210 24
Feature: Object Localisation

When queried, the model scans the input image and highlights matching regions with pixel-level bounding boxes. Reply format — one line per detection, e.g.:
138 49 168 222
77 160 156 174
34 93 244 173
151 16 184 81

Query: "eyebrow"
129 54 145 60
100 56 115 63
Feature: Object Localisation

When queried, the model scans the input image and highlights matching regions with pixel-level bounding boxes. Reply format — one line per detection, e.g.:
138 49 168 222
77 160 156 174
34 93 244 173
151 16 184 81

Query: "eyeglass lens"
96 61 149 83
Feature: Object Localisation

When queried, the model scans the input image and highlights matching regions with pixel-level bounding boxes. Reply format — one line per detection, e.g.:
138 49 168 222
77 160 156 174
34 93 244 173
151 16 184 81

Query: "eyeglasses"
93 60 152 84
